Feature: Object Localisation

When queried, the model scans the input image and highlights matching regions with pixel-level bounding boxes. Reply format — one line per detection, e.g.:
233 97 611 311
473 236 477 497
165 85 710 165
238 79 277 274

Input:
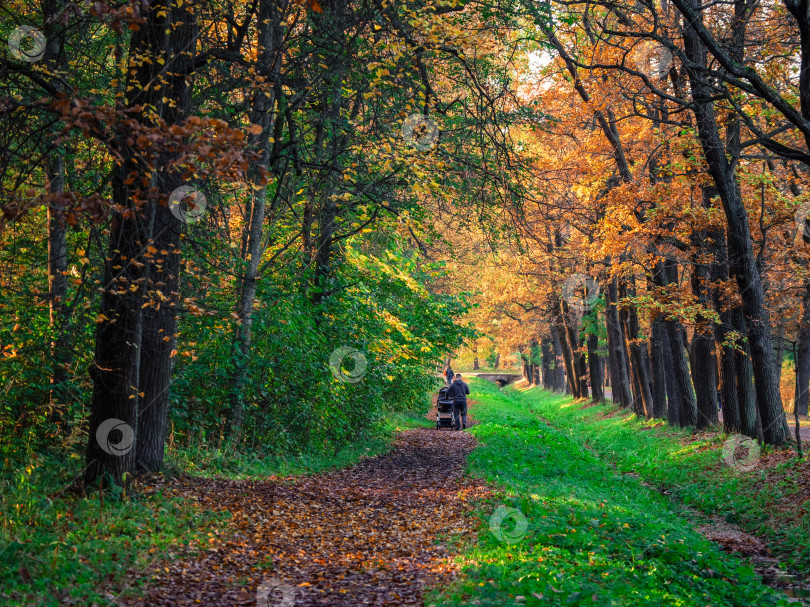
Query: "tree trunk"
134 2 198 473
689 185 720 429
650 316 668 418
524 353 531 383
43 0 70 429
606 277 633 407
541 338 553 390
732 307 760 438
681 0 788 444
560 297 588 397
797 290 810 416
86 0 196 483
775 320 784 386
552 328 566 392
690 332 719 428
47 151 69 407
621 280 654 417
661 321 682 426
712 226 742 433
136 198 182 472
229 0 285 440
587 333 603 401
661 260 698 426
552 316 578 398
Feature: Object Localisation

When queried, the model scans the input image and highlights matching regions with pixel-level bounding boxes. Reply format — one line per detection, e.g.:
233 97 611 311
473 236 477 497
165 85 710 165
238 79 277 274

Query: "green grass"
503 384 810 575
0 410 431 606
430 378 791 606
166 411 432 478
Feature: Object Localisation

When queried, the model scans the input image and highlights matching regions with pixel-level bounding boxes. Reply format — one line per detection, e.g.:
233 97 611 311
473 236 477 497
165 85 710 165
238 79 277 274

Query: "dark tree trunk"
689 185 720 429
690 333 719 428
588 333 603 401
559 298 586 397
552 329 566 392
650 316 668 419
541 338 553 390
136 197 182 472
576 335 590 398
681 1 788 444
661 321 682 426
668 320 698 427
47 150 69 410
717 335 740 433
775 320 784 386
494 351 501 369
732 307 760 438
86 0 196 483
661 261 698 426
43 0 70 429
135 4 197 472
606 278 633 407
711 224 741 432
621 280 654 417
552 316 578 398
521 348 530 382
797 290 810 416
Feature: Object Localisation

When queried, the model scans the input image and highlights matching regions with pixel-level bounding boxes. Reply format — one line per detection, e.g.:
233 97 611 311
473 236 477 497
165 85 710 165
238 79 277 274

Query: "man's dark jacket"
447 379 470 402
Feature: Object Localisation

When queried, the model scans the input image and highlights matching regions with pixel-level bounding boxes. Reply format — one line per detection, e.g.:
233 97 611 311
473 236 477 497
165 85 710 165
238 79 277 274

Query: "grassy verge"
166 411 432 478
430 378 791 606
506 384 810 575
0 411 431 606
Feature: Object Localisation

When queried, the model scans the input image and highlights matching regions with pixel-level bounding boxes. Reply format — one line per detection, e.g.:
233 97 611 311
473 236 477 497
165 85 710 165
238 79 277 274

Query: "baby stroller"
436 386 455 430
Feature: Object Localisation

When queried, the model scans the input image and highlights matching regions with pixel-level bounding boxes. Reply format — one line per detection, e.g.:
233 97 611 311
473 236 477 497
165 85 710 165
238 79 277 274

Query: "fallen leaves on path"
122 427 490 606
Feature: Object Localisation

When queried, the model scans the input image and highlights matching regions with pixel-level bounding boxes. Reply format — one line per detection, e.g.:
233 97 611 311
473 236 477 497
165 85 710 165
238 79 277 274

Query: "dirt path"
121 428 489 606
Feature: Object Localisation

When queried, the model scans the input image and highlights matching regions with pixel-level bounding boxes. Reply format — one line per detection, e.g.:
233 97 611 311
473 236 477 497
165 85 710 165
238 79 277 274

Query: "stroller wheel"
436 420 440 430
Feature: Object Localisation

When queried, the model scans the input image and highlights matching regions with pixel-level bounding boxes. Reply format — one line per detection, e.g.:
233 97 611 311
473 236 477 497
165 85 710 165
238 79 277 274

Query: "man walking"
447 373 470 430
444 365 454 385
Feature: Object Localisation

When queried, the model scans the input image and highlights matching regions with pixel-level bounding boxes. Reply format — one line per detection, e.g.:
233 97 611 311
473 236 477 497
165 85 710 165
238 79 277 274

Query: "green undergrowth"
0 410 430 606
507 385 810 575
166 410 432 478
431 378 791 607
